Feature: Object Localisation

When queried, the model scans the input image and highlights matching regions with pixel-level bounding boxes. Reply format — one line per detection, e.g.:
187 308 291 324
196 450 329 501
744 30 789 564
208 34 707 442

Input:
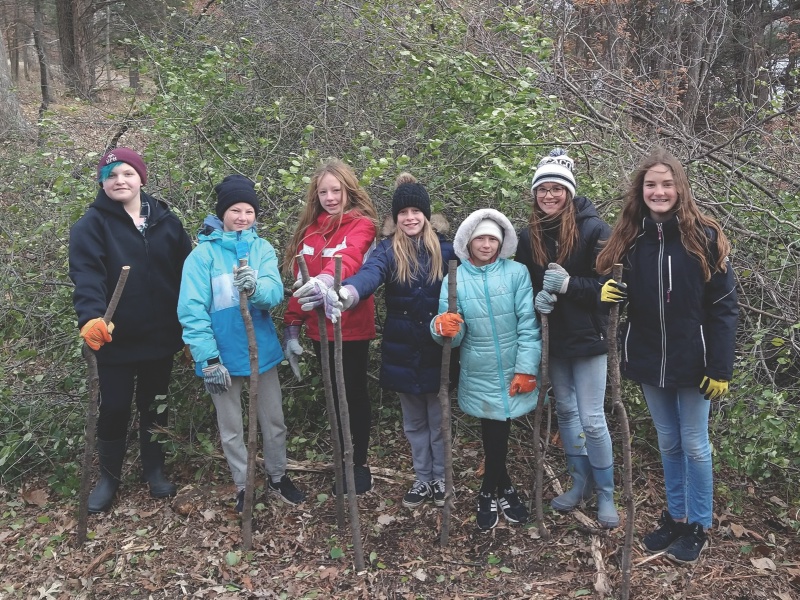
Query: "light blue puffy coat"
178 216 284 376
431 209 541 420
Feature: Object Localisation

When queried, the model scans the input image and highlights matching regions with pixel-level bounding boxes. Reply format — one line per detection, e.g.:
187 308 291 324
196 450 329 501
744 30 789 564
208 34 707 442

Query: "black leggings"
480 418 512 495
96 356 174 441
313 339 371 466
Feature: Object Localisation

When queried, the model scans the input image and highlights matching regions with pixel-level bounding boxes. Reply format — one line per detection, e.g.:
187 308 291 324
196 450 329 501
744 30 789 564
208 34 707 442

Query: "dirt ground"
1 420 798 600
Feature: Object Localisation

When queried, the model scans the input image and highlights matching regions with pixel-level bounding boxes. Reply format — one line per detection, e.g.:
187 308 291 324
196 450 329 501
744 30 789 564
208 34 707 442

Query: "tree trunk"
55 0 95 98
33 0 54 110
0 26 27 137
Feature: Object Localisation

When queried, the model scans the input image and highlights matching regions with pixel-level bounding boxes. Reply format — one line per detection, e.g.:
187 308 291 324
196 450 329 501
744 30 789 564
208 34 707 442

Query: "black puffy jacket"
69 189 192 365
516 196 611 359
620 215 738 388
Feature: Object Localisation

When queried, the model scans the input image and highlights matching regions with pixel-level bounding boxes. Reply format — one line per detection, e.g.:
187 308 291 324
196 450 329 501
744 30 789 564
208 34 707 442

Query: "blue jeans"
550 354 613 469
641 383 713 528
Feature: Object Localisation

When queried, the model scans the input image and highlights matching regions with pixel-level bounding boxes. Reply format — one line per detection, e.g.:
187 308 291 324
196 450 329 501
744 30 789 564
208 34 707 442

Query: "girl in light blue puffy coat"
178 175 305 512
431 208 541 531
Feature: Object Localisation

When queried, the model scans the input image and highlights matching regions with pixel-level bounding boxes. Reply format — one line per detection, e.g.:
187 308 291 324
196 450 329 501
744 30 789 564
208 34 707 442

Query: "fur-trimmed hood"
453 208 518 263
381 213 450 237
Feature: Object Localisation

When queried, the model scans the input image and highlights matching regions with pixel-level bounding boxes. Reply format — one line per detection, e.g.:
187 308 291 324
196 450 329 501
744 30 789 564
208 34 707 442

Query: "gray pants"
210 367 287 491
397 392 445 482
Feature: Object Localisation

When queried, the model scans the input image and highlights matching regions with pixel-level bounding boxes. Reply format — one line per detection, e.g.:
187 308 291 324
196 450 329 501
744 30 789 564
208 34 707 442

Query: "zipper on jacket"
700 324 707 367
657 223 667 387
481 269 510 419
666 255 672 303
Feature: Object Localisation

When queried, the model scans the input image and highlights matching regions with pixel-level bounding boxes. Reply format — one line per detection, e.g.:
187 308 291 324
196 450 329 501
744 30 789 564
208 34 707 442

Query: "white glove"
543 262 570 295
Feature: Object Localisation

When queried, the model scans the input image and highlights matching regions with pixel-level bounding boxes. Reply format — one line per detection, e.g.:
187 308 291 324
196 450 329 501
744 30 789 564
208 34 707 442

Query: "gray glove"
283 325 303 380
202 361 231 395
293 274 334 311
339 285 359 311
543 262 570 294
535 290 557 314
233 265 257 296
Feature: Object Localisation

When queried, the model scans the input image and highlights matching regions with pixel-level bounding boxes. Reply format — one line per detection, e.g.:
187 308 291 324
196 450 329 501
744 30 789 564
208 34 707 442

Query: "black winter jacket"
620 216 738 388
516 196 611 359
69 189 192 364
344 233 458 395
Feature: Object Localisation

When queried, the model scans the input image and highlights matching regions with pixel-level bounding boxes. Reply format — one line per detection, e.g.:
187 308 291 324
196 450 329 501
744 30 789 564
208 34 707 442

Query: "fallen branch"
297 255 346 529
238 257 259 551
332 255 365 571
438 260 458 547
77 265 130 546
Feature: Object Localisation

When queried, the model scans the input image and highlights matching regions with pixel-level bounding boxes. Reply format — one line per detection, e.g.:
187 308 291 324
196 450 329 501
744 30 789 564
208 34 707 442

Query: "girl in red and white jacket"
282 159 379 494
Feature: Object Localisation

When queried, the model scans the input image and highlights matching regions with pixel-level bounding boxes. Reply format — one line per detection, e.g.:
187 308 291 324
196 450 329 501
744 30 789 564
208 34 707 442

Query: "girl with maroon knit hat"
69 147 191 513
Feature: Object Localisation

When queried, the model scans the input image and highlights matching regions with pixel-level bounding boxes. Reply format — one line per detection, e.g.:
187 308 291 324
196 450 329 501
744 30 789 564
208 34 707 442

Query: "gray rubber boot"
88 438 126 513
551 454 594 512
592 465 620 528
140 426 177 498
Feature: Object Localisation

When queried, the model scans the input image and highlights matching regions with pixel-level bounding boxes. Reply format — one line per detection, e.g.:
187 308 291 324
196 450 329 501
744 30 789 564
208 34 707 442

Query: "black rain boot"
140 426 177 498
88 438 126 514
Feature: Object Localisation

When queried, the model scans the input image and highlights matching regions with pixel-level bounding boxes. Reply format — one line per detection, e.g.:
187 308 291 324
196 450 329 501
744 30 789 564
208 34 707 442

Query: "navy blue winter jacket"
620 216 738 388
516 196 611 359
69 189 192 364
344 232 458 394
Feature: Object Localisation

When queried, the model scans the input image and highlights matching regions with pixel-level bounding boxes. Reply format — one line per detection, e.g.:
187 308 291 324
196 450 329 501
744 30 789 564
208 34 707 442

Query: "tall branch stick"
608 264 634 599
530 313 551 539
438 260 458 547
332 256 365 571
296 255 346 529
239 258 260 551
77 265 130 546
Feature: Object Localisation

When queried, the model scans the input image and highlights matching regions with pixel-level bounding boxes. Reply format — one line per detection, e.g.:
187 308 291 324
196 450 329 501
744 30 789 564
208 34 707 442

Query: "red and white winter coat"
284 210 377 341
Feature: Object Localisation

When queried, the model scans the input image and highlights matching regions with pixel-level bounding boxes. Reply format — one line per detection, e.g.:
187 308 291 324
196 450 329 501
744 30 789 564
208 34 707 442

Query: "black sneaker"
431 479 446 507
402 480 432 508
353 465 373 495
666 523 709 564
642 510 684 553
476 492 499 531
498 486 529 524
333 464 374 496
234 490 245 513
268 474 306 505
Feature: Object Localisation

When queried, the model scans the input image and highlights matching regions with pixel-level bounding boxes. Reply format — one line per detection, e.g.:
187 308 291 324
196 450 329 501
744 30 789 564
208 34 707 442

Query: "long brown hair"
391 173 444 285
282 159 378 276
526 190 579 265
596 147 731 280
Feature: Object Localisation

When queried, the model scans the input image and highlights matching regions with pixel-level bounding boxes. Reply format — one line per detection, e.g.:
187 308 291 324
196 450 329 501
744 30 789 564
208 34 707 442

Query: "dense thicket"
0 0 798 498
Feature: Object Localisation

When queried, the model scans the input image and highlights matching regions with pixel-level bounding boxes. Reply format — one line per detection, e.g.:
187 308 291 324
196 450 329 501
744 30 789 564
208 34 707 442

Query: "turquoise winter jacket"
431 209 541 421
178 217 284 376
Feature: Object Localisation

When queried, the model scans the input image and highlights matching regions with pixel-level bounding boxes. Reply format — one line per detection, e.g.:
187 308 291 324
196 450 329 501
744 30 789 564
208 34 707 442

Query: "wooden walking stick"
438 260 458 547
238 257 260 551
77 265 130 546
332 256 365 571
608 264 634 600
530 313 551 540
296 255 346 529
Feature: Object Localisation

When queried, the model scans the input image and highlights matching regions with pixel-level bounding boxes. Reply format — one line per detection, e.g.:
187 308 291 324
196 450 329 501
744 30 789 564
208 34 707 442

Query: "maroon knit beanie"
97 148 148 185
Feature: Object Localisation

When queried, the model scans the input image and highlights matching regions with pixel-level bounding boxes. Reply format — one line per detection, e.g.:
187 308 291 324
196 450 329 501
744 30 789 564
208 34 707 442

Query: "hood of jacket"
90 189 170 226
453 208 517 262
197 214 260 255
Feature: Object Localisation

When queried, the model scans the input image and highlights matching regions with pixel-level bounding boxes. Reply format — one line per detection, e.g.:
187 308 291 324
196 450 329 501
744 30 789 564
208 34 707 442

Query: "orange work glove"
80 318 114 351
509 373 537 396
433 312 464 337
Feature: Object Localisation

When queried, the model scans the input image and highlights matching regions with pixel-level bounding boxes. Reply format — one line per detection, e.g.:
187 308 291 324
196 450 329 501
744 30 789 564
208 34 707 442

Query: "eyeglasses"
536 186 566 198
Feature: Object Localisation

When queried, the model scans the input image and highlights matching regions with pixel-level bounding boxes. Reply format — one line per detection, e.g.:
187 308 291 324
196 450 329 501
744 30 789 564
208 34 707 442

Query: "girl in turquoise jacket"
178 175 305 511
431 208 541 531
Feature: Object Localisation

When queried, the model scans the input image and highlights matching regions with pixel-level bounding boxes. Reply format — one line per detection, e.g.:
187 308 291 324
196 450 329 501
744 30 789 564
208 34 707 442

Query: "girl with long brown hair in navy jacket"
596 147 738 564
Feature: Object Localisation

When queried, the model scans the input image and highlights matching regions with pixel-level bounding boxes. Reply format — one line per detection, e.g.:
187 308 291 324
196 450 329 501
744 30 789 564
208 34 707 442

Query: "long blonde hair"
526 190 579 265
391 173 444 285
283 159 378 276
596 147 731 280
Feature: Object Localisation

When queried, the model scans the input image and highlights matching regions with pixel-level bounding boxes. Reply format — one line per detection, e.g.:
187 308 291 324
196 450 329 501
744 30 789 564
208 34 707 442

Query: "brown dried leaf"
22 488 48 507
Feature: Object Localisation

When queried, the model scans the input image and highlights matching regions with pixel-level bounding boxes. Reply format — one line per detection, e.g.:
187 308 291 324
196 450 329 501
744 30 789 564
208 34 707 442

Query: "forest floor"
0 416 798 600
3 76 799 600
